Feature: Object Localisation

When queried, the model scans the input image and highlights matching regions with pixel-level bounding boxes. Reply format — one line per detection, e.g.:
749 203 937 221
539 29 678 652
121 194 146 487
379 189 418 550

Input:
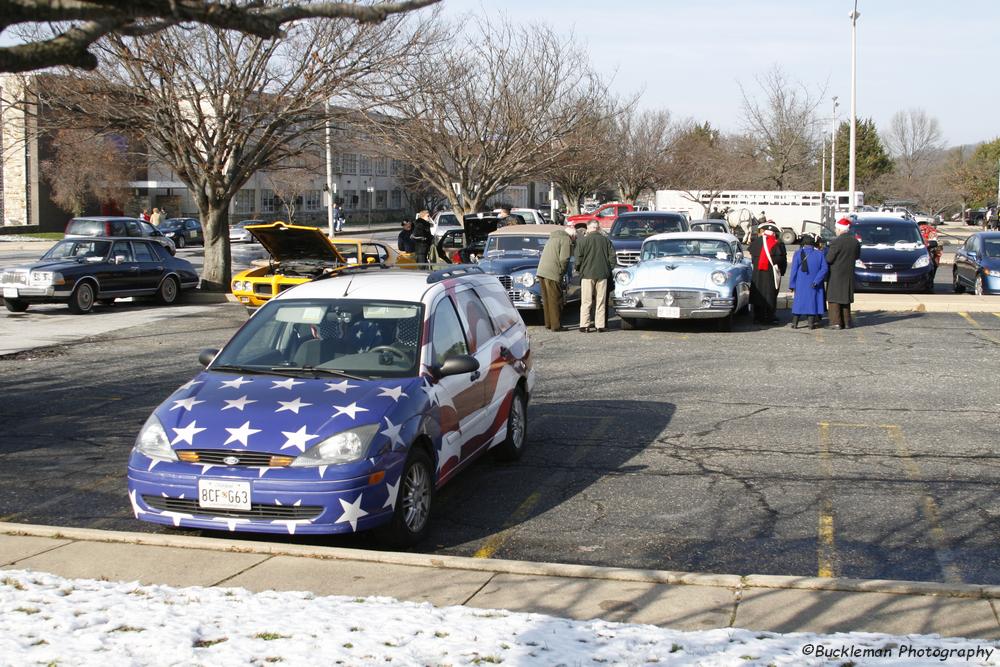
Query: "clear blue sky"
438 0 999 147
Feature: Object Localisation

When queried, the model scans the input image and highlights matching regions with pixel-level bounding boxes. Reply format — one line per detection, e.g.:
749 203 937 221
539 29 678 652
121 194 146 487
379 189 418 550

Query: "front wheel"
156 276 179 305
780 229 797 246
953 269 965 294
175 235 186 249
493 388 528 462
975 275 985 296
3 298 28 313
67 282 95 314
378 447 434 547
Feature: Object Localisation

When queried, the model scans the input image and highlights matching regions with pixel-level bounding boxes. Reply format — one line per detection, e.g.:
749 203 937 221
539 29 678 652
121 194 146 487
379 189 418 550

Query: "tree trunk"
200 204 233 292
557 184 585 214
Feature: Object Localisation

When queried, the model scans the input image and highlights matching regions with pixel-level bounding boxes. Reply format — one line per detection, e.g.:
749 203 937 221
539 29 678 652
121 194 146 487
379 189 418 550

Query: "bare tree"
544 106 619 214
266 152 323 224
610 108 675 204
41 128 137 216
883 109 944 182
31 14 434 289
661 122 752 215
397 163 446 213
363 17 610 216
0 0 439 73
740 66 823 190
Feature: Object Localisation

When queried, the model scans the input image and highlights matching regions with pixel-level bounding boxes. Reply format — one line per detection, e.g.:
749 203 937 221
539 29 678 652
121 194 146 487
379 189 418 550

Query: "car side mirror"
198 348 219 367
433 354 479 379
113 255 127 264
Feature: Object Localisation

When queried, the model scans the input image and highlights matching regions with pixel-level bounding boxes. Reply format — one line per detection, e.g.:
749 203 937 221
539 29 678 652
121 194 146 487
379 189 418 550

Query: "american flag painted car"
127 266 535 545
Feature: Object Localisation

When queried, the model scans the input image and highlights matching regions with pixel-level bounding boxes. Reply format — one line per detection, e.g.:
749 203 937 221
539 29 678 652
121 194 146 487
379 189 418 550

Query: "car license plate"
657 306 681 319
198 479 251 511
3 287 17 299
881 273 898 283
239 296 249 303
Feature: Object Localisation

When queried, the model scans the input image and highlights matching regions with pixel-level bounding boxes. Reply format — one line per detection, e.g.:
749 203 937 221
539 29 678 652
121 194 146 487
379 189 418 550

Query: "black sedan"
0 237 200 314
160 218 204 248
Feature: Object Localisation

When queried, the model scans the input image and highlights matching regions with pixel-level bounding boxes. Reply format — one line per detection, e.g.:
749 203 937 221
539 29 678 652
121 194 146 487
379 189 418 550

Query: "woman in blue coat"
789 233 829 329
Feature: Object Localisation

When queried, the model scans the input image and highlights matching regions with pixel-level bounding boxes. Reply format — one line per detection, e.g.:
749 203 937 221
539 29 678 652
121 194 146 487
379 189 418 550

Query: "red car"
566 202 634 230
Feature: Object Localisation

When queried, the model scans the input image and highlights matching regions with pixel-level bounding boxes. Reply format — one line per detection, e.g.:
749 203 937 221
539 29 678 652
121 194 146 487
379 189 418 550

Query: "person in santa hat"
825 217 862 329
748 222 787 324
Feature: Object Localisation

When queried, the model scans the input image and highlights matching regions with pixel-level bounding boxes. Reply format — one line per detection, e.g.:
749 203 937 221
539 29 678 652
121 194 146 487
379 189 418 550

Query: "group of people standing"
139 208 167 225
536 221 615 333
748 217 862 330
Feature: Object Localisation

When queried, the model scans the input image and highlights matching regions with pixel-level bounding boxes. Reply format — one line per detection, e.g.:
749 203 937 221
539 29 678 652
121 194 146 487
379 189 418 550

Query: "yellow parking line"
993 313 1000 321
473 492 542 559
958 312 979 327
958 312 1000 345
816 423 836 578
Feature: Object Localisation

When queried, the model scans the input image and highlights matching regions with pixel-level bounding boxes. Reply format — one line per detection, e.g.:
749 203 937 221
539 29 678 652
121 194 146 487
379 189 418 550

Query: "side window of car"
454 289 496 352
125 221 142 236
964 237 976 253
474 283 520 332
431 297 469 366
132 242 156 262
110 221 127 236
111 241 134 262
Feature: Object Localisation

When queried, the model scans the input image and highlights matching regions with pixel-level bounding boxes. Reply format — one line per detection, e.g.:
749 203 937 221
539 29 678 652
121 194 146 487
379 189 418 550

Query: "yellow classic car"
230 223 413 308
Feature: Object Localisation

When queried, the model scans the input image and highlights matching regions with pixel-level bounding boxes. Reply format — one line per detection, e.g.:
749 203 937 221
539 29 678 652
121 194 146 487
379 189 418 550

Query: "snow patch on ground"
0 569 995 666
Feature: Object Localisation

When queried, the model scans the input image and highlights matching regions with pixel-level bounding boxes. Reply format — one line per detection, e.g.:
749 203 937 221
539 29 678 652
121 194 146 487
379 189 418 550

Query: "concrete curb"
2 522 994 600
776 293 1000 313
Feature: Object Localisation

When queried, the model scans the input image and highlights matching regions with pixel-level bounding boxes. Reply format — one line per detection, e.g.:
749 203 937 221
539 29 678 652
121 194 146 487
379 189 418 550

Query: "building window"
375 158 388 176
342 153 357 175
375 190 387 209
343 190 357 208
360 189 372 209
329 153 342 173
261 189 278 213
359 155 372 176
390 189 402 209
390 159 403 176
234 189 255 214
304 190 321 211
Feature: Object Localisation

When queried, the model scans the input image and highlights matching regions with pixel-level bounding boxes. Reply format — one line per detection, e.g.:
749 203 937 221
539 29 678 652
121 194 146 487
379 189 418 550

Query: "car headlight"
912 254 930 269
855 259 866 269
514 272 535 287
290 424 378 467
165 232 176 237
985 269 1000 277
615 271 633 285
29 271 63 286
710 271 727 286
133 414 178 461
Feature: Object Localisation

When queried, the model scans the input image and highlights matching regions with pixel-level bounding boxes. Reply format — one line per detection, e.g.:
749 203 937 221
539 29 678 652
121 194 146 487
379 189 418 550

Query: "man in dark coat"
411 210 433 264
397 220 416 253
748 223 787 324
536 225 575 331
825 217 862 329
575 221 617 332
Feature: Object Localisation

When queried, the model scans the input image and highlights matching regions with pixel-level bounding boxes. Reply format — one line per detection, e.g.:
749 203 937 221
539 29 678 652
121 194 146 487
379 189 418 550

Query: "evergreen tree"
831 118 894 197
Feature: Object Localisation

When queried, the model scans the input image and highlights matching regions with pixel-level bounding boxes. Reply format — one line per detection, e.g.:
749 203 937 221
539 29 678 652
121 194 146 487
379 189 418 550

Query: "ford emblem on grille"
223 455 240 466
664 293 675 305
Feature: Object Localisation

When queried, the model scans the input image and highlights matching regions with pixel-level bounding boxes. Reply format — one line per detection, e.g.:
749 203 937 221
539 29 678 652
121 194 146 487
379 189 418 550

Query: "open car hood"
248 223 345 264
462 217 500 242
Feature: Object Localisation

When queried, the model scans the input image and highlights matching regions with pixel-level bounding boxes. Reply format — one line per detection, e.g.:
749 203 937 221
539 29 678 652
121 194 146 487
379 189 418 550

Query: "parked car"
431 211 461 240
231 222 348 309
852 217 937 293
567 202 634 230
477 226 582 311
332 238 415 267
952 232 1000 295
1 237 198 314
492 208 554 226
609 211 689 267
612 231 751 331
65 216 176 256
537 208 565 225
689 219 732 235
911 211 940 226
126 265 534 544
160 218 204 248
230 219 265 244
435 214 500 264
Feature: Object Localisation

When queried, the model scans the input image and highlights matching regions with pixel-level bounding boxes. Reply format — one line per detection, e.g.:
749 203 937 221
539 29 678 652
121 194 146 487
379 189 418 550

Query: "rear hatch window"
67 219 105 236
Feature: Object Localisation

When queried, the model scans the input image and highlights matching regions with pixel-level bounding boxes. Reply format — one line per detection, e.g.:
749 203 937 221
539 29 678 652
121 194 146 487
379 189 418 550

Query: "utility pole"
848 1 859 213
325 100 334 238
830 96 839 195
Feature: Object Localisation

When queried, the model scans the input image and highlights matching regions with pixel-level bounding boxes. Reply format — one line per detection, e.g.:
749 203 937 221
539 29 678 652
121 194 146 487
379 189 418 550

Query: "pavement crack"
461 572 497 606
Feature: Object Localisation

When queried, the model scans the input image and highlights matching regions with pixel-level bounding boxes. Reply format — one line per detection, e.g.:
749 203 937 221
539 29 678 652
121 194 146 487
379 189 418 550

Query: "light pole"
830 96 839 195
848 1 859 213
325 101 334 238
366 186 374 231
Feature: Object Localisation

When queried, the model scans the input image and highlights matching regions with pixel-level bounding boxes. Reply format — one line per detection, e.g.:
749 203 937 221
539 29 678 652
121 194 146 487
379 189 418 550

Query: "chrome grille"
860 262 909 271
616 251 640 266
142 496 322 520
183 450 277 466
497 275 512 290
633 289 707 308
0 271 28 285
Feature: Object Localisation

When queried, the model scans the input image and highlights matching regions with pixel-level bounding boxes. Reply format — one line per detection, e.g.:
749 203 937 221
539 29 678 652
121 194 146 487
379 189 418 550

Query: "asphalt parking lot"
1 298 998 585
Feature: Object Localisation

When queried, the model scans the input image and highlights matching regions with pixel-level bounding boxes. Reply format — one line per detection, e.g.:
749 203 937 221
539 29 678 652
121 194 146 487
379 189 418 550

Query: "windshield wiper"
209 364 288 377
269 366 365 381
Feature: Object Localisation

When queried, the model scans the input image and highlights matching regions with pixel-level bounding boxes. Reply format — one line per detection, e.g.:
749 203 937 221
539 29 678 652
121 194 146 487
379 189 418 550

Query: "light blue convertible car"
612 232 752 331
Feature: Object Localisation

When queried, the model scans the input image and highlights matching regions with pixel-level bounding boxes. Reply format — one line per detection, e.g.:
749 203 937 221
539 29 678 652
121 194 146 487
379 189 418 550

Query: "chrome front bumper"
613 287 735 320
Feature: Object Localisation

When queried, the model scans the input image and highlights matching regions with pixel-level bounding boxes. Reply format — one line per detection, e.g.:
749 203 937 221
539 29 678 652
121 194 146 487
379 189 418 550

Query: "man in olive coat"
575 221 617 332
825 217 862 329
536 225 575 331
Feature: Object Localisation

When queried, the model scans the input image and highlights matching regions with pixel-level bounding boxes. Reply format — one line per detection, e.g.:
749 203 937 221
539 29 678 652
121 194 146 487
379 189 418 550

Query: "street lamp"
366 186 374 231
848 1 859 213
830 96 839 195
325 100 334 238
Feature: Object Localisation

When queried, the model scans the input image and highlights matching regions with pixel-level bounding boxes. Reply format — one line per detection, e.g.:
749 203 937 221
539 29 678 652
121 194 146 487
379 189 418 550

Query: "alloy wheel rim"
78 285 93 310
163 280 177 301
975 277 983 296
510 397 524 450
402 462 430 532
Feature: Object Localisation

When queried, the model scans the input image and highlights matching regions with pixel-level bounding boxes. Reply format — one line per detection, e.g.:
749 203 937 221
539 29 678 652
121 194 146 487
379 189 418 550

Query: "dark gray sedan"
0 237 200 314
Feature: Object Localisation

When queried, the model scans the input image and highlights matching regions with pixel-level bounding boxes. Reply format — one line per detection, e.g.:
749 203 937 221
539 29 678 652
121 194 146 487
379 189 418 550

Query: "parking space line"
473 415 614 560
958 312 1000 345
816 422 837 577
958 312 979 327
885 425 964 584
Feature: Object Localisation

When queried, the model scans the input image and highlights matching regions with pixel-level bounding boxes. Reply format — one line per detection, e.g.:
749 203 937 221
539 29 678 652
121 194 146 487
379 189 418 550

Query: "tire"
175 235 186 249
378 447 434 547
3 298 28 313
67 282 95 314
780 229 797 246
620 316 636 330
953 268 965 294
975 274 985 296
156 276 179 305
493 387 528 462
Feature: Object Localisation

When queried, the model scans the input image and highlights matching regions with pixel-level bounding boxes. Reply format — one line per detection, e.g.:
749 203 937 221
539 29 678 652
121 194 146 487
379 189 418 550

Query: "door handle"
469 370 480 381
499 346 512 360
129 266 139 271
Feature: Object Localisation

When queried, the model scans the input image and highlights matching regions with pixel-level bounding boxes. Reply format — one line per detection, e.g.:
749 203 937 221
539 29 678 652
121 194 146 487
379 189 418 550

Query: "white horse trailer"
654 190 864 245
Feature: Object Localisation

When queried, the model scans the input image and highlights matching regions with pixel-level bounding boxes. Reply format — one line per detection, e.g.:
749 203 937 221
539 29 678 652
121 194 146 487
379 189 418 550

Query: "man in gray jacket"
575 221 617 332
536 225 575 331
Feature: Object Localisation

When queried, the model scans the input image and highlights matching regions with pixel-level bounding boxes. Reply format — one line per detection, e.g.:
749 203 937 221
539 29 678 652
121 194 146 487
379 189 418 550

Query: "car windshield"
484 235 547 255
641 238 734 261
856 224 923 248
690 222 728 234
611 217 685 239
983 239 1000 258
437 214 459 226
159 219 184 231
232 220 260 229
42 239 112 260
67 219 104 235
212 299 423 379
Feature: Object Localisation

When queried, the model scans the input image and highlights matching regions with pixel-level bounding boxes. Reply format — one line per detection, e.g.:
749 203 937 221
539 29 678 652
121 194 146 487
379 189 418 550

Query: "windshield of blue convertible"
484 235 547 255
641 238 734 262
212 299 424 379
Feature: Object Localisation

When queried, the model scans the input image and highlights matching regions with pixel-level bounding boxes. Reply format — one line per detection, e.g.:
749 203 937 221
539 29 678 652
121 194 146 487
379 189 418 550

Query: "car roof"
851 216 917 225
272 268 496 304
616 211 686 218
70 216 142 222
57 236 156 243
975 231 1000 238
489 226 557 236
644 231 739 243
